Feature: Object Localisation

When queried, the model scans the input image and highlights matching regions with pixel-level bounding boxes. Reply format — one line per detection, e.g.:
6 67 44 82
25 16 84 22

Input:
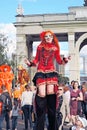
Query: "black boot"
35 95 47 130
47 94 56 130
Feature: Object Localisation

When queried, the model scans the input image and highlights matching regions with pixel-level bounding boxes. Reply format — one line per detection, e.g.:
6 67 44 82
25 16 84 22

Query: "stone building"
14 4 87 84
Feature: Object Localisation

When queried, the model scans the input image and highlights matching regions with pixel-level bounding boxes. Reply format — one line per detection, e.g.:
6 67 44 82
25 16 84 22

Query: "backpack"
0 92 12 112
4 95 12 112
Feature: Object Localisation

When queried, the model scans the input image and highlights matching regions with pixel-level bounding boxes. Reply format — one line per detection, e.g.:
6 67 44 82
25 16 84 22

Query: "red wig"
40 30 60 51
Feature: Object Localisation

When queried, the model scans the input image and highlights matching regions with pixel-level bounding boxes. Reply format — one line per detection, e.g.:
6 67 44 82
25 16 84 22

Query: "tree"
0 33 12 65
58 74 69 84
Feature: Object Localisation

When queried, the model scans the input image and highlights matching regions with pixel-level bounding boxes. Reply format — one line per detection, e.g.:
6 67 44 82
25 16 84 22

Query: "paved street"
2 115 87 130
2 115 72 130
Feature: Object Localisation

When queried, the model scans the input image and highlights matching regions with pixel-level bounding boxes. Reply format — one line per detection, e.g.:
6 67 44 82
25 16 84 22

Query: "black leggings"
35 94 56 130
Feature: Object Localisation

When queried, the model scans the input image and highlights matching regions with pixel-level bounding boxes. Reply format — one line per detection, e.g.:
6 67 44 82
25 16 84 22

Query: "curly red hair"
40 30 60 51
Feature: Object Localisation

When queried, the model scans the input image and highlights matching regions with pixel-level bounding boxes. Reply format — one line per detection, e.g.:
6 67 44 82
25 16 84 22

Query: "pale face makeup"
44 32 53 43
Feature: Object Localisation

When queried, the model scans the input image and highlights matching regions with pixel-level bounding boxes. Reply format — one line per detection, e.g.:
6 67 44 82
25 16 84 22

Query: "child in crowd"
71 116 87 130
11 101 20 130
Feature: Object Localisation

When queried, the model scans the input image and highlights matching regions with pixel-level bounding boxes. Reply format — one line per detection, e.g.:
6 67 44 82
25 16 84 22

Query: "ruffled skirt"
32 71 59 86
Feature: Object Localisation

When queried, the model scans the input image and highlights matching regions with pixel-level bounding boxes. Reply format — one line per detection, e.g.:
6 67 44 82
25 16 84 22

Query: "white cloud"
0 23 16 34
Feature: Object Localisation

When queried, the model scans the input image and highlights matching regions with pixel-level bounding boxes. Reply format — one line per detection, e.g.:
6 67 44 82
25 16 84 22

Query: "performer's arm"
25 46 40 67
55 48 70 65
54 49 63 64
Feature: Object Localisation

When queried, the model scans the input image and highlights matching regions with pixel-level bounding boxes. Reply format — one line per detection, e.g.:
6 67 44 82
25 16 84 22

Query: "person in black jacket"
81 82 87 119
0 85 12 130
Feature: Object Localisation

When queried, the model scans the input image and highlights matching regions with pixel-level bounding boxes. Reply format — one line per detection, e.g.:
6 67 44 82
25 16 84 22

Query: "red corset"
32 42 63 72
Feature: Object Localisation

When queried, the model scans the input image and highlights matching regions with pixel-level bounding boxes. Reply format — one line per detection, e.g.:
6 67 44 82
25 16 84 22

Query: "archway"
76 33 87 83
14 6 87 84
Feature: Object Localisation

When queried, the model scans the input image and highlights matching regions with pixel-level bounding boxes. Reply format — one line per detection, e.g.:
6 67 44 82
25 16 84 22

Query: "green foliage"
58 74 69 84
0 43 7 65
0 33 11 65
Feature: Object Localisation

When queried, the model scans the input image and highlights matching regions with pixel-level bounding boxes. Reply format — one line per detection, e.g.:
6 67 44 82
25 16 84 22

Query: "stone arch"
76 33 87 53
14 5 87 83
75 33 87 83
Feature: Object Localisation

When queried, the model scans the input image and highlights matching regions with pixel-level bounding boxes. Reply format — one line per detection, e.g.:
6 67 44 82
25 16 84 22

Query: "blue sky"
0 0 86 57
0 0 84 23
0 0 87 75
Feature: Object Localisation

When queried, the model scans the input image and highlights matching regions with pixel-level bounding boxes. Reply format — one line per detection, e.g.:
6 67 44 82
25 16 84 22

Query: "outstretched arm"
24 45 40 67
24 58 36 67
24 58 31 66
62 56 71 64
55 48 71 65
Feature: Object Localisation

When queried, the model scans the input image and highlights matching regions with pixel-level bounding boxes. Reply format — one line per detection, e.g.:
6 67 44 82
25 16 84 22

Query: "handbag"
56 96 63 129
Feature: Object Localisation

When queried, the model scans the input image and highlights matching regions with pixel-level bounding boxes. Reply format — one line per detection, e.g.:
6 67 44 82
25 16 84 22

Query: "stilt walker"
25 30 70 130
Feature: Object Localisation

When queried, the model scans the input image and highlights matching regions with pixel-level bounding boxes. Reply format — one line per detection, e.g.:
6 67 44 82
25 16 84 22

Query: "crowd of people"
0 81 87 130
0 30 87 130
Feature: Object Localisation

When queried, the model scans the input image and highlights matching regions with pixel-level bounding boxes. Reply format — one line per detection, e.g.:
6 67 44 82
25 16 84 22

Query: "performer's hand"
62 60 66 65
63 57 68 63
24 58 31 66
63 55 71 64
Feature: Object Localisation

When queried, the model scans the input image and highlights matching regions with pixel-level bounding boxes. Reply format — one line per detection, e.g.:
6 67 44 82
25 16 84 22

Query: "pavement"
2 115 87 130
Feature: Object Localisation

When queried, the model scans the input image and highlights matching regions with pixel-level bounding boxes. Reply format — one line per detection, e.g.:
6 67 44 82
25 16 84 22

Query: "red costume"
0 64 14 95
30 42 63 86
26 30 69 130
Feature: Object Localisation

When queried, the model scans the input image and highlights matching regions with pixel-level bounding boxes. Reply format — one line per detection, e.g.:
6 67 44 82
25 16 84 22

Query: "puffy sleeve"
54 48 63 64
27 46 40 67
31 47 40 65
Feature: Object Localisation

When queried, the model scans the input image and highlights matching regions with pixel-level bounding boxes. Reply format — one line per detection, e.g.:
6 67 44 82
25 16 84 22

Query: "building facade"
14 5 87 84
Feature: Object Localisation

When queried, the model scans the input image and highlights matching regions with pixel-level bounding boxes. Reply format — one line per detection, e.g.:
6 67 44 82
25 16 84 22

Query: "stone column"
16 34 28 68
26 36 36 85
68 32 80 83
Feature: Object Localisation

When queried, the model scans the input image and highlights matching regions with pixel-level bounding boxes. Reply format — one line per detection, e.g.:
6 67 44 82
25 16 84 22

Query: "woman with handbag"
81 82 87 119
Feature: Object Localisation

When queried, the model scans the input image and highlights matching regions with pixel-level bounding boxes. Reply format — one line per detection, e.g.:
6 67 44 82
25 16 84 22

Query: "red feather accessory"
40 31 45 40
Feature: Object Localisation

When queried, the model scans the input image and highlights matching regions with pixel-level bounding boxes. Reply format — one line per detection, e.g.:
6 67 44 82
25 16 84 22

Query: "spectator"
68 80 75 91
56 83 70 130
81 82 87 119
12 85 20 106
0 96 4 130
71 116 87 130
0 85 12 130
30 86 37 123
21 84 33 130
69 81 83 125
10 100 20 130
